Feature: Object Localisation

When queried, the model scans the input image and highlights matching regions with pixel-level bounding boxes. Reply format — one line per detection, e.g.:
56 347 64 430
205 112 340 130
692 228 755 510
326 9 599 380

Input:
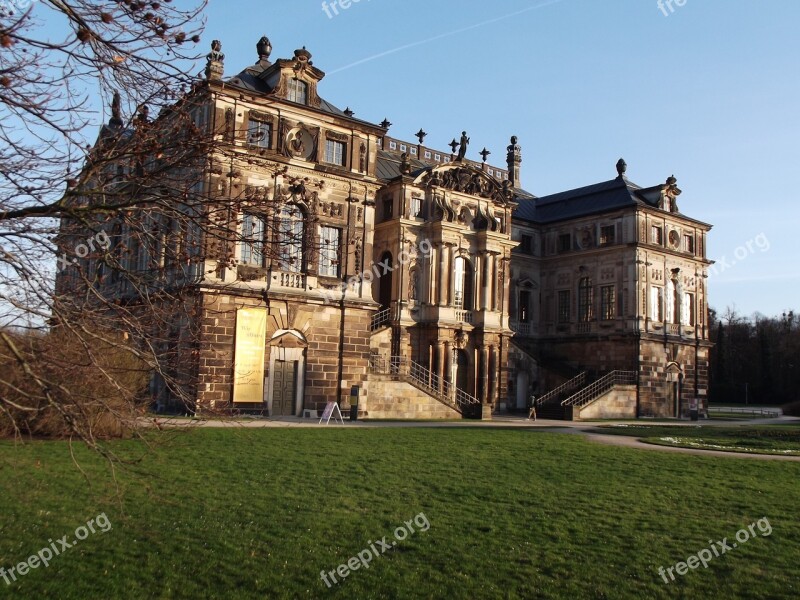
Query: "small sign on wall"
233 308 267 403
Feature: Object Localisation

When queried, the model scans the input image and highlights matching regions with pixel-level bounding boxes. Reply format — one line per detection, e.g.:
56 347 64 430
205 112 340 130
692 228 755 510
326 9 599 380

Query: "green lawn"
597 423 800 456
1 428 799 599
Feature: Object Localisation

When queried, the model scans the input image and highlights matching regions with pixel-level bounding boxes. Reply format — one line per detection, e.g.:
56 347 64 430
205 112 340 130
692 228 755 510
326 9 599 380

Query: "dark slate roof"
513 176 656 224
375 150 431 181
226 64 380 127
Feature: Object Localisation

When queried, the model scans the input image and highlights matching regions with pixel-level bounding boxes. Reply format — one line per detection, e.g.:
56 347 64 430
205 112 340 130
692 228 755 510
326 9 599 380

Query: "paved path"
147 414 800 461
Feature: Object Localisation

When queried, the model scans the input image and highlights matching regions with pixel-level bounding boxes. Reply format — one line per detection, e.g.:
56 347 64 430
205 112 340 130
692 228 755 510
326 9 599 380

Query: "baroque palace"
58 38 713 420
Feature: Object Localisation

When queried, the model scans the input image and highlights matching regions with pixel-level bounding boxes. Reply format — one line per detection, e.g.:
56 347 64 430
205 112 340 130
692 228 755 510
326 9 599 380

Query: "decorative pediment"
415 164 513 205
268 48 323 108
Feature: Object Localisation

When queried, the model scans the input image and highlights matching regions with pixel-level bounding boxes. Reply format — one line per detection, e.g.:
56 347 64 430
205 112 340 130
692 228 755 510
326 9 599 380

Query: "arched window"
277 205 304 272
287 79 308 105
578 277 593 322
454 257 474 310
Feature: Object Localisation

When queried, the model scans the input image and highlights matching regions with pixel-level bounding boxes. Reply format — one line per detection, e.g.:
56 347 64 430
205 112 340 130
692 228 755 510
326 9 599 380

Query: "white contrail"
328 0 566 75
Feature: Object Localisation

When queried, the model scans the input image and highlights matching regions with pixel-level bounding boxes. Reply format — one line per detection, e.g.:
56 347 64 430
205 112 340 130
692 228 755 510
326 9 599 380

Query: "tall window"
519 290 531 323
287 79 308 104
325 140 346 166
558 233 571 253
382 196 393 221
277 205 304 272
318 226 341 277
410 196 423 219
651 225 663 245
651 286 664 322
683 293 696 326
454 257 474 310
684 234 695 254
600 225 616 246
520 234 533 255
578 277 594 322
601 285 616 321
666 279 678 323
557 290 570 323
247 119 271 148
241 213 265 266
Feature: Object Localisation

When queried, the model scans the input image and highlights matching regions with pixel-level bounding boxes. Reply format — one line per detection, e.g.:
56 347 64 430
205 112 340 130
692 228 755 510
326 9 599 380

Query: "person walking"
527 395 537 421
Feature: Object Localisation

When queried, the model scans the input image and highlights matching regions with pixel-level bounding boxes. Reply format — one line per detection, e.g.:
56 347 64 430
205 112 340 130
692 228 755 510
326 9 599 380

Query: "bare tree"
0 0 211 447
0 2 337 450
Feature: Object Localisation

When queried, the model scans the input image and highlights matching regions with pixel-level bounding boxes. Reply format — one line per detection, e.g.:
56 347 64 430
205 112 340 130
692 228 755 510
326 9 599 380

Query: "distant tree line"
709 307 800 407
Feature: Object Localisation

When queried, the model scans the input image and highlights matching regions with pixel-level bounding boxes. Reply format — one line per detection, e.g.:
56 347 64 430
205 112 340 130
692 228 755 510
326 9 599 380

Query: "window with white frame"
325 139 346 166
318 226 341 277
410 196 422 219
247 118 271 148
601 285 616 320
287 79 308 104
683 292 695 326
278 205 304 272
578 277 594 322
241 213 266 266
651 286 664 322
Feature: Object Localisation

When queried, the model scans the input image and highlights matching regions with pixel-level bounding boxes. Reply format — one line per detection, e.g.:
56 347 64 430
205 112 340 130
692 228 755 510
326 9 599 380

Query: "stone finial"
415 128 427 144
205 40 225 81
109 90 123 128
506 135 522 188
616 158 627 178
380 118 392 130
480 147 491 163
344 107 354 117
257 36 272 63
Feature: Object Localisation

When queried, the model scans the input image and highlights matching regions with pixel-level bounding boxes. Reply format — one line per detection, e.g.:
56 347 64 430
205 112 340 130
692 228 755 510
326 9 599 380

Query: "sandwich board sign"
319 401 344 425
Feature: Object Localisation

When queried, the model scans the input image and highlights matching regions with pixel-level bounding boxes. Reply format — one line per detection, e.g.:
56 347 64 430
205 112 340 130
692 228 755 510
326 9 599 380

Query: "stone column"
446 245 455 306
437 342 446 394
480 345 489 404
481 252 491 311
438 243 447 306
488 345 497 404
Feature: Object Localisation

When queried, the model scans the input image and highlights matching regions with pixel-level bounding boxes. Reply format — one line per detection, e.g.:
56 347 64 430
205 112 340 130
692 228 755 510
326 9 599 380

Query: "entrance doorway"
271 360 298 416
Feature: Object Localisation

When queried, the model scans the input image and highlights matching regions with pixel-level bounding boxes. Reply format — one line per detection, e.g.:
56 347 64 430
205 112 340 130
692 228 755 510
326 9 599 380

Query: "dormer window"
287 79 308 104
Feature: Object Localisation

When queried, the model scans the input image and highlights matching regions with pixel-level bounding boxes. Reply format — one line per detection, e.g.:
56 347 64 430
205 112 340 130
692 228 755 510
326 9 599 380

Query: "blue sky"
49 0 796 318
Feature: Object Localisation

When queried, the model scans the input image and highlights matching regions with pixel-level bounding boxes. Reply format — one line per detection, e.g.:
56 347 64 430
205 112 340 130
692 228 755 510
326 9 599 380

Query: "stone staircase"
535 371 637 420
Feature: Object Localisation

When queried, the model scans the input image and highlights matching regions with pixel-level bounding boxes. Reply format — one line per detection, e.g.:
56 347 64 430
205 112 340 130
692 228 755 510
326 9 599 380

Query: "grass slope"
1 428 799 599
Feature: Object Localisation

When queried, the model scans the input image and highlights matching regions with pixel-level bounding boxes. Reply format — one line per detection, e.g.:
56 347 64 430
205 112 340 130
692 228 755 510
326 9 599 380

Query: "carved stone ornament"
284 126 316 161
418 164 509 205
205 40 225 81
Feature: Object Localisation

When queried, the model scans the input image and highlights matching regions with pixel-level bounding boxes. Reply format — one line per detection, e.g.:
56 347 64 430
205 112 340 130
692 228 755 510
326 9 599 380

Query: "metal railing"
369 354 480 412
535 372 587 407
371 307 392 331
561 370 637 408
708 406 781 418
